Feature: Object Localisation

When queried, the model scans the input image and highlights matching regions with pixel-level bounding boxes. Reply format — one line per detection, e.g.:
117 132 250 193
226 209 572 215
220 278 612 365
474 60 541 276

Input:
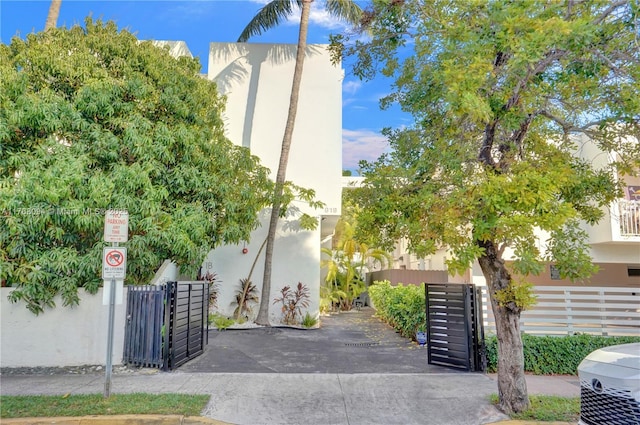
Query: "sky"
0 0 411 173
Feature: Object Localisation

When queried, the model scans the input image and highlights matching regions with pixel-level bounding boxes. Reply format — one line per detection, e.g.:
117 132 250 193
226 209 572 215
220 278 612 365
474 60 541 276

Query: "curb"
1 417 577 425
0 415 233 425
487 421 575 425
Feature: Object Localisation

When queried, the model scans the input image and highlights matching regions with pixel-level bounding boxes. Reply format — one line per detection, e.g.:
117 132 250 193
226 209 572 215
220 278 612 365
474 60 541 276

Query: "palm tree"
238 0 362 326
321 221 392 311
44 0 62 30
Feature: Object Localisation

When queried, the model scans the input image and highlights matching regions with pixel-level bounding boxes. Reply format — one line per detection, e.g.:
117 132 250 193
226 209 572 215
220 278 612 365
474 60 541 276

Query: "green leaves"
485 334 640 375
544 221 599 283
341 0 639 283
1 19 272 313
368 281 426 339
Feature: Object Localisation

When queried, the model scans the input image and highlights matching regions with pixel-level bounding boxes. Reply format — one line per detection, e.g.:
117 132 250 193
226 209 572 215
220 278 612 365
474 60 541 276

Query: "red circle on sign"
106 250 124 267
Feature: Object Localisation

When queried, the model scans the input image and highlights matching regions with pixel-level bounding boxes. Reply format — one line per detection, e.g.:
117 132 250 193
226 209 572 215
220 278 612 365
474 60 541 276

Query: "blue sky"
1 0 410 172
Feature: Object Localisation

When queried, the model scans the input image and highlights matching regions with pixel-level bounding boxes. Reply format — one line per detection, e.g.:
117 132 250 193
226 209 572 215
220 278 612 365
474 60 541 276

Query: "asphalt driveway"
180 307 456 374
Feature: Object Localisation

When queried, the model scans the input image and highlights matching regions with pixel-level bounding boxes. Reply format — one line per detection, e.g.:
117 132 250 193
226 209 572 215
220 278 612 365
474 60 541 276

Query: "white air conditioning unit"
578 343 640 425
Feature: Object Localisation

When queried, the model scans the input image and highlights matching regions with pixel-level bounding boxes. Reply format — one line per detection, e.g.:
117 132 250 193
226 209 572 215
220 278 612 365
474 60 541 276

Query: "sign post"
102 210 128 398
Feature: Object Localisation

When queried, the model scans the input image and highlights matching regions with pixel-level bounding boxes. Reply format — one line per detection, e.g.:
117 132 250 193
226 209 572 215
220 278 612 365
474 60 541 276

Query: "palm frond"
237 0 302 42
343 239 357 260
325 0 363 25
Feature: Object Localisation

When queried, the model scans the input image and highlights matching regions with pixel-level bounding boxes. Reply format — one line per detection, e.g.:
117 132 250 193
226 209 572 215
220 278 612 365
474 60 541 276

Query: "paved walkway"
1 308 581 425
182 308 453 374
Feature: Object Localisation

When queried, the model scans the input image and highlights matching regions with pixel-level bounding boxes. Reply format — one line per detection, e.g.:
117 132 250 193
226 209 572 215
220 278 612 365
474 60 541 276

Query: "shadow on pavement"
179 307 458 374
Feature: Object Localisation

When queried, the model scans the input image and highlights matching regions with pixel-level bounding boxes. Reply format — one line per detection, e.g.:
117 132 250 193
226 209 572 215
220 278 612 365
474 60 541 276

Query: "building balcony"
618 199 640 237
582 199 640 246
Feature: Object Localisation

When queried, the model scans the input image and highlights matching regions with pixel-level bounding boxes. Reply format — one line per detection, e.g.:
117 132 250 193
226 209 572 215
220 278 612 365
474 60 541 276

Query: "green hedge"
369 279 640 373
485 333 640 375
368 280 426 339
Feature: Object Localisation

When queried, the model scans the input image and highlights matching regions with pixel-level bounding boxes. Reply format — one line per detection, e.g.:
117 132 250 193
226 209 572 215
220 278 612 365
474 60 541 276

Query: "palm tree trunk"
44 0 62 30
255 0 312 326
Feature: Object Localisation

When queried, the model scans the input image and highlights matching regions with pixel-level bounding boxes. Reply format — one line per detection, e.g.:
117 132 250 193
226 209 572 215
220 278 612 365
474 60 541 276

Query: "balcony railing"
618 199 640 237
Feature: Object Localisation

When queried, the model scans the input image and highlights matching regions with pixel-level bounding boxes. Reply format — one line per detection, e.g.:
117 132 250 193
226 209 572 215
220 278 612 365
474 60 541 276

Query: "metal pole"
104 243 118 398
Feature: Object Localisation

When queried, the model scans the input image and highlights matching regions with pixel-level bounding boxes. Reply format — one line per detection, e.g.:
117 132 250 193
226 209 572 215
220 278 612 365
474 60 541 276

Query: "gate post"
162 282 175 371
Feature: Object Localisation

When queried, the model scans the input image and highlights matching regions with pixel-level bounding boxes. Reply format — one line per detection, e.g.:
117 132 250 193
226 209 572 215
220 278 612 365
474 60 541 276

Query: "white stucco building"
201 43 343 323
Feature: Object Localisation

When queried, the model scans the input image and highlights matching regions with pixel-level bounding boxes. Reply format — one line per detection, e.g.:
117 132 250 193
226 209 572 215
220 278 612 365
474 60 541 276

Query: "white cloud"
342 128 390 170
161 1 217 21
343 80 362 95
309 7 349 30
246 0 358 31
343 98 368 109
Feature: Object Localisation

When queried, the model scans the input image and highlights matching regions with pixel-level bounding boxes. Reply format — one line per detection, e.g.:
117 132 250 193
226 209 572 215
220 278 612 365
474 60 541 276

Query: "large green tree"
238 0 362 325
332 0 640 414
0 19 272 314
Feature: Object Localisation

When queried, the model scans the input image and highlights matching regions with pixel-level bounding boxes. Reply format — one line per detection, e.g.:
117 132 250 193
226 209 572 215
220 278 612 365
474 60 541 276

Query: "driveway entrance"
179 307 456 374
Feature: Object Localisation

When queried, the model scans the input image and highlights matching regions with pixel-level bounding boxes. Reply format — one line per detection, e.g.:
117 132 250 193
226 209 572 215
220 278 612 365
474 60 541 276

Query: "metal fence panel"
124 281 208 371
123 285 165 368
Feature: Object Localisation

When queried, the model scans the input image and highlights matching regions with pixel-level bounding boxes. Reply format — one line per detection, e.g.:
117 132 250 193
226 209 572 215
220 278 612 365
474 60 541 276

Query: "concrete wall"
202 218 321 322
518 262 640 288
1 287 127 368
208 43 342 210
205 43 343 324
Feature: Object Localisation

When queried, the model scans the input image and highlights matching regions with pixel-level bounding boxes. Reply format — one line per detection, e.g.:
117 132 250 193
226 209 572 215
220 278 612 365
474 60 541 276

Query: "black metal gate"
123 281 208 371
425 283 485 372
163 281 208 370
123 285 165 368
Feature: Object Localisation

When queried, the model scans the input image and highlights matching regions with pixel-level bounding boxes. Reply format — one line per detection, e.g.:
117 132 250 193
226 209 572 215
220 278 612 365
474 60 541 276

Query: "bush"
485 333 640 374
368 280 426 339
301 312 318 328
209 313 235 330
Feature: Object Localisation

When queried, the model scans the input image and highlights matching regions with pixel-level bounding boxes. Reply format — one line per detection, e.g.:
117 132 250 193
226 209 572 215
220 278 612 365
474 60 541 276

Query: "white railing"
618 199 640 237
482 286 640 337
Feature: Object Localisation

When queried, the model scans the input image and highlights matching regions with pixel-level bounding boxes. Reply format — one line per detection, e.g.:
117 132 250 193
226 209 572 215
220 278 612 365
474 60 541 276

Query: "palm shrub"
369 280 426 339
232 278 259 321
321 221 392 311
319 283 346 313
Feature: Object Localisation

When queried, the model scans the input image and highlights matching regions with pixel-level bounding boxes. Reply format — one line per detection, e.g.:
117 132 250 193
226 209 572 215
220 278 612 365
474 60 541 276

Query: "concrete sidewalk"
0 371 579 425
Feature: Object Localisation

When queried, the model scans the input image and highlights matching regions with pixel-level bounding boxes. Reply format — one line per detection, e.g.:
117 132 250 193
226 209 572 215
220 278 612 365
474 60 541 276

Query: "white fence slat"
533 302 639 309
536 286 638 292
522 311 640 318
482 285 640 337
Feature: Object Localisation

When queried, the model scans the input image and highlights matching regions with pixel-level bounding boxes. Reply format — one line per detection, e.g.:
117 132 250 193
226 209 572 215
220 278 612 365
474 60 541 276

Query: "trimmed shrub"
485 334 640 375
368 280 426 339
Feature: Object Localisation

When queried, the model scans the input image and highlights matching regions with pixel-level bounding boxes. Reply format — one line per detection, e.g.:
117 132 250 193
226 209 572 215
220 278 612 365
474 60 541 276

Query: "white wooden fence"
482 286 640 337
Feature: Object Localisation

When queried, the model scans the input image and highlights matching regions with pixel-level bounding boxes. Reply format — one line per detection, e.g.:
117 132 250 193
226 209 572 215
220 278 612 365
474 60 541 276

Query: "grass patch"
490 394 580 422
0 393 210 418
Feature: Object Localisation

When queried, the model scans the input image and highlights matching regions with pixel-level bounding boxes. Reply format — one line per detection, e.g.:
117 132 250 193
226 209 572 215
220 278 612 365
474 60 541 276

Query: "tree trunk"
44 0 62 30
477 239 530 414
255 0 312 326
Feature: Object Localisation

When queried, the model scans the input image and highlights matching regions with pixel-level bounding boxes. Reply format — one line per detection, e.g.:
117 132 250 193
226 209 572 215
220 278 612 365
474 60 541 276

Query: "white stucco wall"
205 42 343 323
1 287 127 367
